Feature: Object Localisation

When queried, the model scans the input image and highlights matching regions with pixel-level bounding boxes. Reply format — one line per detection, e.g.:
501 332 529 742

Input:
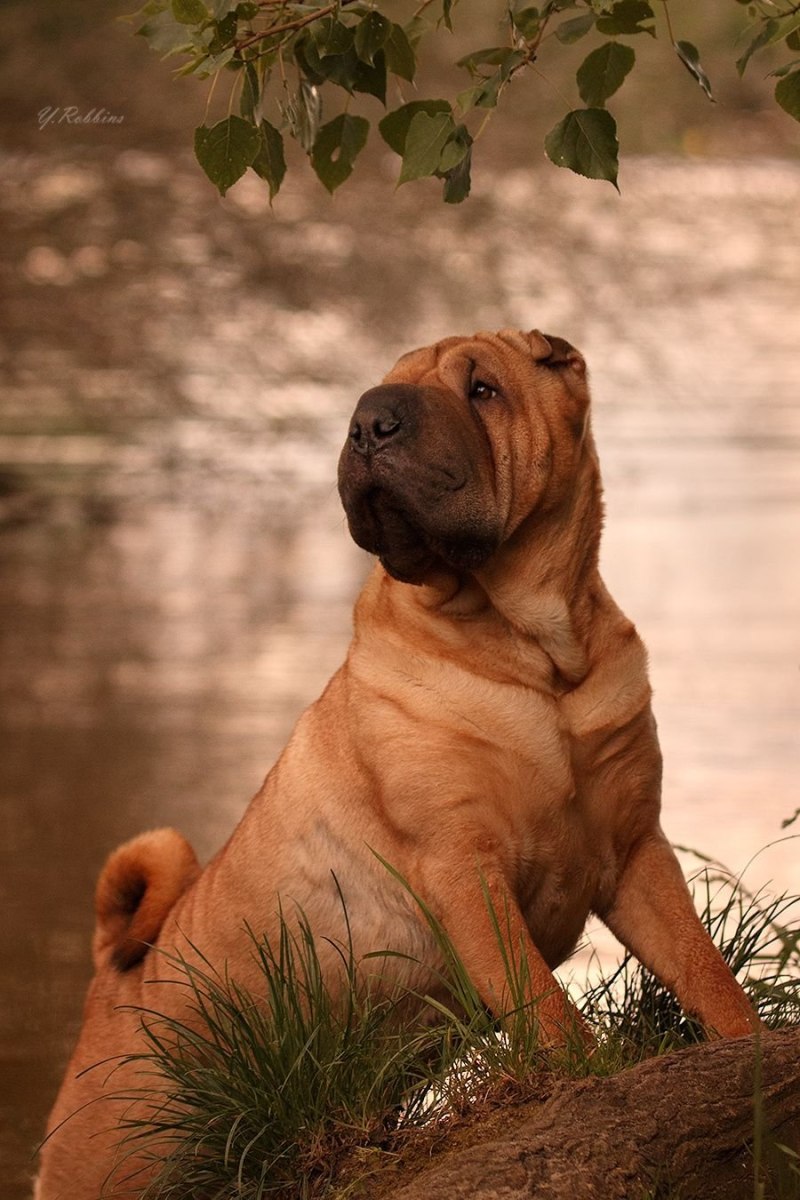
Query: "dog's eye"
469 380 497 403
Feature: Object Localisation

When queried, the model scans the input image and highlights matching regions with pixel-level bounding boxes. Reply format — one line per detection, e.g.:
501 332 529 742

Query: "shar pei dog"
37 328 759 1198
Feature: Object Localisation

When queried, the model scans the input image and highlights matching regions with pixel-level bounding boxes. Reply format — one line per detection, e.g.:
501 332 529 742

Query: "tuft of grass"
114 907 444 1198
111 857 799 1199
581 866 800 1070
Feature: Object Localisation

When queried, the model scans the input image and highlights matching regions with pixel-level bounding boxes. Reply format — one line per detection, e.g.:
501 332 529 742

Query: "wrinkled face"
337 328 590 584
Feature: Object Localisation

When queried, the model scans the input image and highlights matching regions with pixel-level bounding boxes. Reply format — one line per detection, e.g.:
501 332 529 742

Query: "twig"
236 0 361 52
658 0 676 46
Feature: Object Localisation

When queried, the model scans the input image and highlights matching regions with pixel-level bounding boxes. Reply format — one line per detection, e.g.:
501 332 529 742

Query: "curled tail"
92 828 200 971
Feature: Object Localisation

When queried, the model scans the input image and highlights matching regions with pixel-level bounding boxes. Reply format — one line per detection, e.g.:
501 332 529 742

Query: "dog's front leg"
420 861 590 1048
600 832 761 1038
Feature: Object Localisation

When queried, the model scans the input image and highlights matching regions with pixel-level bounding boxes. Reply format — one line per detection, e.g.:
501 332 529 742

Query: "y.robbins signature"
38 106 125 131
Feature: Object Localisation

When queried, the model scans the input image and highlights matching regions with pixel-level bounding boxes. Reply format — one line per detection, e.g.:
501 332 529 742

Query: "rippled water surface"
1 150 799 1196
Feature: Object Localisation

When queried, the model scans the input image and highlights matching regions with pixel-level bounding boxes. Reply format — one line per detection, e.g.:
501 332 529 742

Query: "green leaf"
384 23 416 81
378 100 451 155
192 45 235 75
399 110 456 183
293 36 323 85
595 0 654 36
461 64 524 111
251 119 286 199
556 12 596 42
311 113 370 193
301 26 387 100
457 47 525 112
355 11 391 65
175 52 207 75
171 0 208 23
352 51 387 103
778 12 800 43
461 64 522 110
312 17 354 58
775 68 800 121
736 19 778 76
456 84 483 112
576 42 634 106
458 46 520 72
438 129 471 173
240 61 259 120
544 107 619 189
194 115 260 194
674 40 714 102
443 144 472 204
403 14 427 48
512 6 542 39
137 11 195 54
737 12 800 74
769 58 800 79
210 10 237 49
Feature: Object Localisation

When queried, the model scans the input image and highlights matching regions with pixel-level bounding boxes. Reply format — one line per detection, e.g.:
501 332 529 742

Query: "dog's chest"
476 679 650 931
513 800 615 966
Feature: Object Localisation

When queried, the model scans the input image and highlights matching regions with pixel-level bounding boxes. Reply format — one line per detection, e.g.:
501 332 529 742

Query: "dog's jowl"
36 329 760 1198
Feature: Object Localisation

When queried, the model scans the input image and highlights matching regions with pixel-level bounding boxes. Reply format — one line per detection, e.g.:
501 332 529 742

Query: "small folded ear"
528 329 586 376
527 329 553 360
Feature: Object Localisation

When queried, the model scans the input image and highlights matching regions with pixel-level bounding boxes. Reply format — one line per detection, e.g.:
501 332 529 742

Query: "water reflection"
1 152 798 1196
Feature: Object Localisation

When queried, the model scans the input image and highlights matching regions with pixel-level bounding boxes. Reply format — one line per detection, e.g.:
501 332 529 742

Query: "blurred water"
1 150 799 1196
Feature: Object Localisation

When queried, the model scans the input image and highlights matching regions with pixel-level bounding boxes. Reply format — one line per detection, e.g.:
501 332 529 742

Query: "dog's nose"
349 408 402 456
348 385 418 457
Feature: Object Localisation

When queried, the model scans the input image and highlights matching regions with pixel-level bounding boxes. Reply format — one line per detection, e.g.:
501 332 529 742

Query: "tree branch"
384 1029 800 1200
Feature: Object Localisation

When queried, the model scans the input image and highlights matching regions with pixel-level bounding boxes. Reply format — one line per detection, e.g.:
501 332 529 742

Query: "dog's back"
36 829 199 1198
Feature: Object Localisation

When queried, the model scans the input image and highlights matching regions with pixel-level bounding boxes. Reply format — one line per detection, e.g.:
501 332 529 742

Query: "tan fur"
92 829 200 970
37 329 760 1198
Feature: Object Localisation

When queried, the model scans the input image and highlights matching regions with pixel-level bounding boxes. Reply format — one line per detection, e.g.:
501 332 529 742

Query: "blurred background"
0 3 798 1195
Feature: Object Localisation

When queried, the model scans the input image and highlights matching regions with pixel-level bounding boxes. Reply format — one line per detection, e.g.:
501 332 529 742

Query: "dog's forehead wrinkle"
394 333 530 387
498 328 534 353
385 345 436 382
392 328 556 379
439 347 504 398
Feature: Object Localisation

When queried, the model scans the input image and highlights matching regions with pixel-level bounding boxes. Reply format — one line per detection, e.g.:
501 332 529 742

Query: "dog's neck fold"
497 449 604 683
484 447 603 685
417 445 603 686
